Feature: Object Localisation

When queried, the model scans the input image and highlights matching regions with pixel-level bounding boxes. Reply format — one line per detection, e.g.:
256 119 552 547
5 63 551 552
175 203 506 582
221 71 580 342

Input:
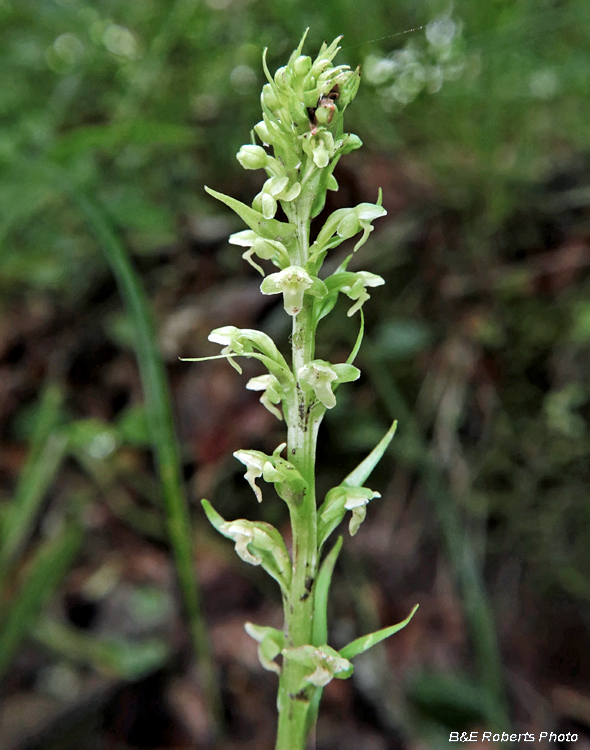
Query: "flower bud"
339 133 362 154
254 120 272 144
274 65 290 89
293 55 312 77
237 144 269 170
261 83 279 109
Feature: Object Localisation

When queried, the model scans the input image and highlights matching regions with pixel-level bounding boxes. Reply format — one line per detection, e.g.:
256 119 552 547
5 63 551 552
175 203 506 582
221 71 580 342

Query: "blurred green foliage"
2 0 589 290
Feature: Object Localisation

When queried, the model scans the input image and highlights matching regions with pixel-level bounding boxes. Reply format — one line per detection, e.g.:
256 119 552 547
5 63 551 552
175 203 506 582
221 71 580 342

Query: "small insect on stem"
308 86 340 135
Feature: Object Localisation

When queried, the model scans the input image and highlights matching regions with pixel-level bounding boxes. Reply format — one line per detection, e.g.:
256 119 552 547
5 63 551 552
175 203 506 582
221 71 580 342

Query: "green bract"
189 32 418 750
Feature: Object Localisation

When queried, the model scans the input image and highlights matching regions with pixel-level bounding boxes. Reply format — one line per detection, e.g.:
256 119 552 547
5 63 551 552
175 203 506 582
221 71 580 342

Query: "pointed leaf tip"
342 418 398 489
339 604 419 660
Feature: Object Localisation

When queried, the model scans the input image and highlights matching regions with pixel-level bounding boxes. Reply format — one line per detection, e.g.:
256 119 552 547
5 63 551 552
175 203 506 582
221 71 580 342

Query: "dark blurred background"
1 0 590 748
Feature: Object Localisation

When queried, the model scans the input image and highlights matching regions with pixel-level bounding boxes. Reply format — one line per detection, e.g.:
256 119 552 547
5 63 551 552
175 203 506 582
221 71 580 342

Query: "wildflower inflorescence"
184 31 417 750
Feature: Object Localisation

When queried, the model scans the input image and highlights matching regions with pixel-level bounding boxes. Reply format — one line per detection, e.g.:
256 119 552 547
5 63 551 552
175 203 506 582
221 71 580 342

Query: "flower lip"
261 266 326 317
298 360 360 409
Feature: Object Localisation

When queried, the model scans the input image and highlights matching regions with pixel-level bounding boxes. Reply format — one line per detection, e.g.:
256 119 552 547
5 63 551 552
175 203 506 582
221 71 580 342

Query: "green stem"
276 204 321 750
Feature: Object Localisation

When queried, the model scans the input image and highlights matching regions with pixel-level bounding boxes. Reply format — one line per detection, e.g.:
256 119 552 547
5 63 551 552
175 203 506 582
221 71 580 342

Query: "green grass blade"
339 604 419 660
364 348 510 729
72 192 222 734
0 522 83 680
0 383 66 585
32 618 170 680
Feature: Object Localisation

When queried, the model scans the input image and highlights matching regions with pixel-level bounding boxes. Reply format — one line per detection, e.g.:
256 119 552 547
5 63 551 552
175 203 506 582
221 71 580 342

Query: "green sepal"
339 604 419 660
244 622 285 674
312 536 343 647
204 186 295 246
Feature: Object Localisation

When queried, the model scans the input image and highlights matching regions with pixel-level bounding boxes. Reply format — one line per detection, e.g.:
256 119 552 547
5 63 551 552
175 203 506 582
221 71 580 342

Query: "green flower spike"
298 360 360 409
261 266 327 317
193 34 418 749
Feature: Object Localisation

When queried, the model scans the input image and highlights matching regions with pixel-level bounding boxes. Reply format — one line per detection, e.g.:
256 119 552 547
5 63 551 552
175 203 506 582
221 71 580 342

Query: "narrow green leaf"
0 383 66 585
312 536 343 646
32 618 170 680
346 309 364 366
339 604 419 660
342 419 398 489
201 498 226 533
0 522 83 680
71 192 222 732
204 186 295 244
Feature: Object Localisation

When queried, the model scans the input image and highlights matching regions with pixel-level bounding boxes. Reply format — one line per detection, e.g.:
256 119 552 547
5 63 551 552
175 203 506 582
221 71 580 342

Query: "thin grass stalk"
0 522 83 681
0 383 66 593
72 193 222 737
364 347 510 728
